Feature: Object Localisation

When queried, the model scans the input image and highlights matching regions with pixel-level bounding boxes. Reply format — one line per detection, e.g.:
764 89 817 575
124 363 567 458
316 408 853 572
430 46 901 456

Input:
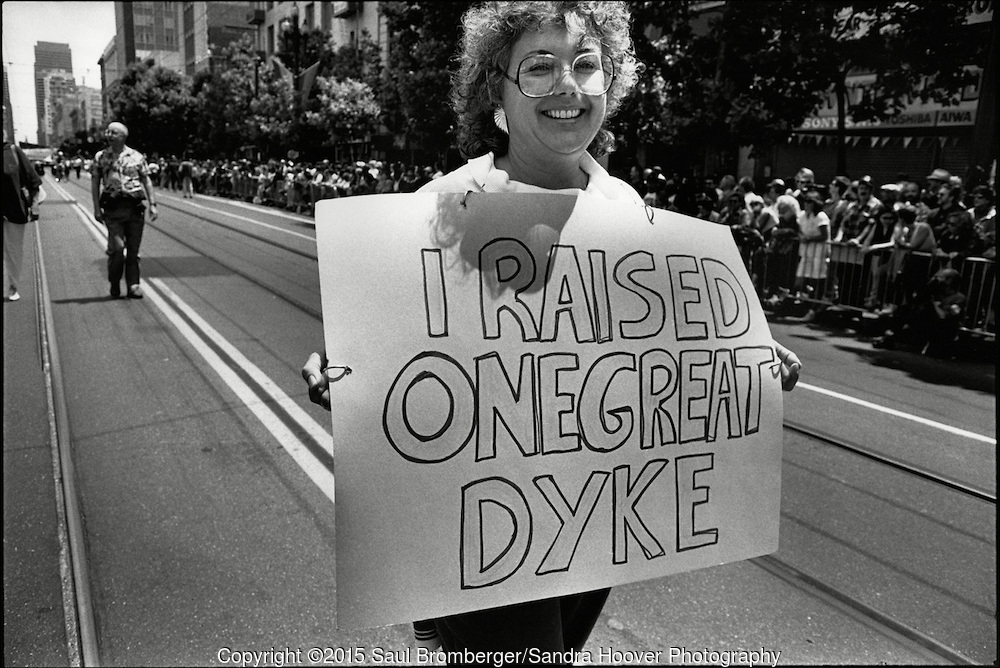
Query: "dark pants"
433 588 610 665
104 199 146 288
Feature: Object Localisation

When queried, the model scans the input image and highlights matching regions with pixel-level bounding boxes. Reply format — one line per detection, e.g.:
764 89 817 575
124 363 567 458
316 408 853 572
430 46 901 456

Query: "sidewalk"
2 222 71 666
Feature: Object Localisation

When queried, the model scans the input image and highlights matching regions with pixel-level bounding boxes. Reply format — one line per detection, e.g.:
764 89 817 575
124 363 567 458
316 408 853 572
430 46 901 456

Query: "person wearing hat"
91 121 158 299
925 168 951 198
791 167 815 199
928 181 964 237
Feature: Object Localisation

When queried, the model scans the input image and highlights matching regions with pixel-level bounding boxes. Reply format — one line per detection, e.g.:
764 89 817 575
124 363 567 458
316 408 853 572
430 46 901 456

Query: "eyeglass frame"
499 52 616 98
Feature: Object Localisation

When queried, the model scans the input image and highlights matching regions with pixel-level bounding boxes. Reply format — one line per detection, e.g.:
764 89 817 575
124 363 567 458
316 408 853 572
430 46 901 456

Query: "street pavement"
3 182 994 666
3 222 71 667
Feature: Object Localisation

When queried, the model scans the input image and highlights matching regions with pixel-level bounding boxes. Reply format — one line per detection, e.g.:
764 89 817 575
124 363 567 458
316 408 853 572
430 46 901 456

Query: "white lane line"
61 186 336 501
143 280 335 501
798 382 996 445
149 278 332 453
55 179 993 449
191 193 314 223
165 193 316 240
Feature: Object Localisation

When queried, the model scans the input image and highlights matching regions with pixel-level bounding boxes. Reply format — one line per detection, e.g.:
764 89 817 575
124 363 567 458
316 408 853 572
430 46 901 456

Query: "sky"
2 1 116 144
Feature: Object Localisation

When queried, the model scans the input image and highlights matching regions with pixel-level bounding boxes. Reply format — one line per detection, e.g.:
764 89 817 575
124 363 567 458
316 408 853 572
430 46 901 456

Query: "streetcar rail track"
33 219 100 667
784 420 996 504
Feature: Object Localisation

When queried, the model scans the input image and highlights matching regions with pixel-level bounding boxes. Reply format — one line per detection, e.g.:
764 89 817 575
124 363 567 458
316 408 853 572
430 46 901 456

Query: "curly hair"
452 1 640 160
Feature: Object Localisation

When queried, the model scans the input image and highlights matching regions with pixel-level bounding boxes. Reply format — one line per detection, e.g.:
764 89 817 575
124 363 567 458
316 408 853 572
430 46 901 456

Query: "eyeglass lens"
516 53 614 97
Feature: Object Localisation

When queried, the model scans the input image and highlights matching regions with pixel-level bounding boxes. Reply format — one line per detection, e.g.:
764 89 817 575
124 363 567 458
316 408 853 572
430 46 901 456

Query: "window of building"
267 25 275 56
305 3 315 28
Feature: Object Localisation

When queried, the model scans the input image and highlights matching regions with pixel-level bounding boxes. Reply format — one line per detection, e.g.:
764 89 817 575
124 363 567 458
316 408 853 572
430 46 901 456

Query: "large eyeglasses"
503 52 615 98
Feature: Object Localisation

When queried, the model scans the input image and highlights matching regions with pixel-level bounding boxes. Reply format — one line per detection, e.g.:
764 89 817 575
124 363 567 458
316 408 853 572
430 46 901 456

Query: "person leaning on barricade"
300 0 802 657
848 206 898 310
872 267 967 358
968 185 996 258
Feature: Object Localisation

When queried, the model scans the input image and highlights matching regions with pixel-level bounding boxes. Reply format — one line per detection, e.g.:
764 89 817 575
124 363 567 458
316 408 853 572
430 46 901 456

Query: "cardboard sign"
315 193 783 630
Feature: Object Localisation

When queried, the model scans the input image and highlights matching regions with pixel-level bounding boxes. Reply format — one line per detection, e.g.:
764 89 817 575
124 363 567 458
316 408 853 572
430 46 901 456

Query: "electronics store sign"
798 71 980 131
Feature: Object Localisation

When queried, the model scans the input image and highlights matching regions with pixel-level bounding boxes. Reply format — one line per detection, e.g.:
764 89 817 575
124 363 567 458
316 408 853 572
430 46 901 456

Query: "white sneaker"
7 287 19 302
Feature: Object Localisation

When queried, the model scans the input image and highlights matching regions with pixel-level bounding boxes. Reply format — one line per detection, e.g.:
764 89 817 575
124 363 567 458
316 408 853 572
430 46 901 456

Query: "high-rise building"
78 86 105 133
34 42 74 146
100 1 256 91
41 70 78 145
182 2 257 75
2 63 15 142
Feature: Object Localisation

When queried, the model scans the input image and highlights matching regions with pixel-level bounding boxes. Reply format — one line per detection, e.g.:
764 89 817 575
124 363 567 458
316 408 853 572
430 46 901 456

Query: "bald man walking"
91 121 158 299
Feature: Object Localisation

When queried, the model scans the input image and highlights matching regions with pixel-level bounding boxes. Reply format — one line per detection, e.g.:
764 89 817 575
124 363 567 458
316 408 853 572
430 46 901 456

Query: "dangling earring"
493 107 508 134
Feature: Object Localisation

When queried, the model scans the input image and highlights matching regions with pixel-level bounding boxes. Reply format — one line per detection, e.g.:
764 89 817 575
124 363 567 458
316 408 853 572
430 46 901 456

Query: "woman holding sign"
303 0 801 657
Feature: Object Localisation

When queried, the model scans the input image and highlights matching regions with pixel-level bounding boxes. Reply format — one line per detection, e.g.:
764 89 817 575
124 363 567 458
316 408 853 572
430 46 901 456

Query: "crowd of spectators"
627 162 995 356
146 155 446 215
145 153 993 356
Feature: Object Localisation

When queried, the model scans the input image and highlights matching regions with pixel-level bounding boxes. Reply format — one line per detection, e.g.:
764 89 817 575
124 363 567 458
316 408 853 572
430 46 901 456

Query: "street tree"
379 1 466 162
304 77 381 158
104 58 195 157
190 35 294 159
821 1 986 173
618 1 986 176
324 31 384 98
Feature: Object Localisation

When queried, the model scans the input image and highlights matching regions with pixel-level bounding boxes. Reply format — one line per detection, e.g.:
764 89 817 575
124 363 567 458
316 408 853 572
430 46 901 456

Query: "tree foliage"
616 1 986 173
105 58 195 156
304 77 381 148
379 1 467 156
100 1 987 174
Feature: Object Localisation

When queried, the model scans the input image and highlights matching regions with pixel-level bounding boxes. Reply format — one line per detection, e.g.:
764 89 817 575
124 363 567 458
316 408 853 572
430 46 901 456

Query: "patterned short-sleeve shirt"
95 145 149 198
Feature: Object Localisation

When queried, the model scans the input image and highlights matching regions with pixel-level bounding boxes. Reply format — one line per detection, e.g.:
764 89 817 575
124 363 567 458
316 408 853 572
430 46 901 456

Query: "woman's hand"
774 341 801 391
302 351 331 411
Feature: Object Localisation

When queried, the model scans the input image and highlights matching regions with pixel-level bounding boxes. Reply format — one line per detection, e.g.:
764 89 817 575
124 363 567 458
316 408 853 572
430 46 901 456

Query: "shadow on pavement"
142 256 233 279
50 296 123 305
770 307 996 396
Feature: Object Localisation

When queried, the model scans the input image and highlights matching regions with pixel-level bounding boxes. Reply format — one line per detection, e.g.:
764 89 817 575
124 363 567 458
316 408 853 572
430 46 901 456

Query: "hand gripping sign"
315 193 783 630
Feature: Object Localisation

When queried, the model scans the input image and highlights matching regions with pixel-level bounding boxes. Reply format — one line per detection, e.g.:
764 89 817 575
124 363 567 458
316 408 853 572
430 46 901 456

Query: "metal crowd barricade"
746 238 996 339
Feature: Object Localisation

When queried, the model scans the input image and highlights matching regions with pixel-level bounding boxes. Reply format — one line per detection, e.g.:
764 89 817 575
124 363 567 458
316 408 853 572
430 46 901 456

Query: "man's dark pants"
103 199 146 290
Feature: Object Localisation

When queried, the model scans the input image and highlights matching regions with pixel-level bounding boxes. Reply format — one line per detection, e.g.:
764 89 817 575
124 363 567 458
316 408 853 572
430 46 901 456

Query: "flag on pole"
299 61 321 106
271 55 294 89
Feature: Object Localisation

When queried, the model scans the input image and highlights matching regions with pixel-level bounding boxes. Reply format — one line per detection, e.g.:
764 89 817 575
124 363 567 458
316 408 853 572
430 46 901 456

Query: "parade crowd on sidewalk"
32 150 997 358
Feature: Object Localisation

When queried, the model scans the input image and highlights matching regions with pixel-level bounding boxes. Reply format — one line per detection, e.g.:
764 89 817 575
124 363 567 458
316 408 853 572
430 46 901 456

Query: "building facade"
34 42 74 146
2 63 15 142
100 1 256 98
251 1 387 63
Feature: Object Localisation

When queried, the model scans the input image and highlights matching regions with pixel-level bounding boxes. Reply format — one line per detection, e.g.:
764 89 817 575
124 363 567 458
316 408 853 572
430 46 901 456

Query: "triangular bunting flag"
880 136 891 148
870 137 879 148
938 136 948 148
903 136 913 149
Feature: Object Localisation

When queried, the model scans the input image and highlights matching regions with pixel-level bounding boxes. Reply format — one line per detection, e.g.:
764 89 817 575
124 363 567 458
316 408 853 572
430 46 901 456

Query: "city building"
77 85 105 133
250 1 387 64
2 63 15 142
41 70 78 146
34 42 74 146
99 1 256 99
